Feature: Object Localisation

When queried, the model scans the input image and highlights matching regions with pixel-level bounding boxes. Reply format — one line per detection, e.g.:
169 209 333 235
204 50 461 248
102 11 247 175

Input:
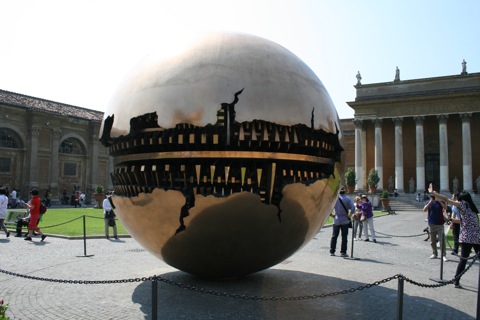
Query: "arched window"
59 138 85 155
0 128 22 148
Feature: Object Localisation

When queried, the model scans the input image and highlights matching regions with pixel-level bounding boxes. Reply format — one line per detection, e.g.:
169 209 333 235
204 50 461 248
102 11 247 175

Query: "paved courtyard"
0 207 478 319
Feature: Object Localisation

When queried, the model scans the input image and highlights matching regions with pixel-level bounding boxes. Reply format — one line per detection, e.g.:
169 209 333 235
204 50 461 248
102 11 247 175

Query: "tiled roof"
0 89 104 122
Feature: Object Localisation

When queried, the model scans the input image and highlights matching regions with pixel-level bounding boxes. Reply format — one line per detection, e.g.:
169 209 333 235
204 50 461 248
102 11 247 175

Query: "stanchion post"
83 215 87 255
345 220 360 261
477 255 480 320
397 276 404 320
76 215 94 258
430 228 448 283
152 276 158 320
350 222 355 257
439 228 445 280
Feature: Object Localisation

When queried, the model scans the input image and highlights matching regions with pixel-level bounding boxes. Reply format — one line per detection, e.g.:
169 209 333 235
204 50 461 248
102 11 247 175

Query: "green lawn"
7 208 128 237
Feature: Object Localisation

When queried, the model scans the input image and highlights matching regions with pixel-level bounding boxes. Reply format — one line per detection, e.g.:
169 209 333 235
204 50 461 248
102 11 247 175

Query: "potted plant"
367 168 380 194
380 189 390 208
344 168 357 193
94 185 105 209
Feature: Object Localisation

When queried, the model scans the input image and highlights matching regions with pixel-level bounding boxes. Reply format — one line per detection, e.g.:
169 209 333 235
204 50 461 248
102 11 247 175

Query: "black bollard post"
345 220 360 261
477 255 480 320
152 276 158 320
397 276 404 320
430 228 448 283
76 215 94 257
350 223 355 257
439 229 445 280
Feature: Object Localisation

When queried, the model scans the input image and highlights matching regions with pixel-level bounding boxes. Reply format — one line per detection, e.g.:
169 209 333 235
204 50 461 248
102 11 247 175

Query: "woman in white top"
0 188 10 237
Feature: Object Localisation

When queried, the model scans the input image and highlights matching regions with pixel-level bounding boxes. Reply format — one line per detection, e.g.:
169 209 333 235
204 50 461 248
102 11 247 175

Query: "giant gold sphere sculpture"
100 33 344 279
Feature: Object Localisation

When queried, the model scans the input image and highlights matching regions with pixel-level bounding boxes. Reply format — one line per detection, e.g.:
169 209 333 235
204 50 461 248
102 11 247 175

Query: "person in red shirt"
24 189 46 242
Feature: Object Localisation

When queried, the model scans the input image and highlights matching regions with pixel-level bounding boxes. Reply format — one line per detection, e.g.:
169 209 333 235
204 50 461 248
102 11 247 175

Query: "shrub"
344 168 357 186
381 190 390 199
95 185 104 194
367 168 380 187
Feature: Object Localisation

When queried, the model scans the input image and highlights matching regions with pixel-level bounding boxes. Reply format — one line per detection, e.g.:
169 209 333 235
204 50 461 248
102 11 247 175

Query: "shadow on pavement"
132 269 473 320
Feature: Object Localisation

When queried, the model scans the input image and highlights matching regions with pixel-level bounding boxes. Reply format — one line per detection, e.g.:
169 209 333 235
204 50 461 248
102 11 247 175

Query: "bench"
382 205 396 215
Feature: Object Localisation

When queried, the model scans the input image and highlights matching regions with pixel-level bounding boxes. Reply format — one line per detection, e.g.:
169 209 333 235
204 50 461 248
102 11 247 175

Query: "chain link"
154 274 401 301
0 268 152 284
40 216 84 229
375 230 426 238
0 256 477 301
35 214 105 230
85 215 105 220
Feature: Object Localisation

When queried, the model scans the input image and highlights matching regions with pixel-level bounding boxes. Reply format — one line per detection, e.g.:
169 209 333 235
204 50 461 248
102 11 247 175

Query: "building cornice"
0 89 103 122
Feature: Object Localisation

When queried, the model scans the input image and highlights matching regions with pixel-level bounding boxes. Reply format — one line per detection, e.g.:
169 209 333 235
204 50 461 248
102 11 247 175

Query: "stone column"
437 115 449 192
89 134 99 202
374 119 383 190
107 154 114 191
394 118 404 193
27 126 40 189
414 116 425 192
460 113 473 192
49 128 61 191
354 119 364 191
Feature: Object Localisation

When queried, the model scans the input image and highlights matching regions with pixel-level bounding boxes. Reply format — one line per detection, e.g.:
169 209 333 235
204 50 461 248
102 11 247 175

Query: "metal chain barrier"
38 216 84 229
0 268 152 284
0 267 399 300
155 274 400 301
375 230 427 238
0 255 478 300
1 254 479 320
85 215 105 220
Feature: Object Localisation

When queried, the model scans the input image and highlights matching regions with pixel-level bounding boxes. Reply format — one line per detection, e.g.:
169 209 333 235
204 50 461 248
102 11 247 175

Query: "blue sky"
0 0 479 119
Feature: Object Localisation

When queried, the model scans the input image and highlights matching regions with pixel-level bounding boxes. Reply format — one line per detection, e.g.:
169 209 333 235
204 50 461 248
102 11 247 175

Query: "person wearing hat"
357 194 376 243
329 187 355 257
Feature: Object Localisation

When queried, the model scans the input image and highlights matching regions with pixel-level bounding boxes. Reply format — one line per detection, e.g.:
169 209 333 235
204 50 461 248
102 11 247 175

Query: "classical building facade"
347 71 480 194
0 89 112 204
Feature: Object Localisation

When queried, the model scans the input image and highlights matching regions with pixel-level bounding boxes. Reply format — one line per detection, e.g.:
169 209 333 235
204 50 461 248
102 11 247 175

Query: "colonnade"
354 113 473 193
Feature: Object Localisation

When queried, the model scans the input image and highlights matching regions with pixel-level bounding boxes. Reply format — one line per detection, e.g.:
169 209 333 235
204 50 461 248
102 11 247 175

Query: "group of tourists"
0 187 119 241
0 188 46 242
427 184 480 288
329 183 480 289
329 188 376 257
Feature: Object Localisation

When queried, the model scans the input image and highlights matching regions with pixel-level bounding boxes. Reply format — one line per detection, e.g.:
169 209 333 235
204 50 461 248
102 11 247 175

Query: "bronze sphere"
100 32 344 278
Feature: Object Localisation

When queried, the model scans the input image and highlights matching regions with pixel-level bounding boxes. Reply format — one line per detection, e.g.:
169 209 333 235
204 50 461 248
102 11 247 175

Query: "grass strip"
7 208 128 237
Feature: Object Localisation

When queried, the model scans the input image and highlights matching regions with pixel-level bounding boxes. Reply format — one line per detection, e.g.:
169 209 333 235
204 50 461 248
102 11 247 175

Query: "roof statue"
356 71 362 85
461 59 467 75
394 66 400 82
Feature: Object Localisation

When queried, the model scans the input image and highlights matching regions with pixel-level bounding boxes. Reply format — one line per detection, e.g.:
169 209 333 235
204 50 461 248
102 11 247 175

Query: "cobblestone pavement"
0 208 478 320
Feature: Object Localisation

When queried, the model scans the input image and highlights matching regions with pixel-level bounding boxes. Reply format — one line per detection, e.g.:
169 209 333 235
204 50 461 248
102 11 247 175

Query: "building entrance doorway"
425 154 439 191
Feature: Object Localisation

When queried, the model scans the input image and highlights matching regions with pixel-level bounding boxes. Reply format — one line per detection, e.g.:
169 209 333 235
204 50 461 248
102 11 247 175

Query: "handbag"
108 218 116 227
360 215 366 222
